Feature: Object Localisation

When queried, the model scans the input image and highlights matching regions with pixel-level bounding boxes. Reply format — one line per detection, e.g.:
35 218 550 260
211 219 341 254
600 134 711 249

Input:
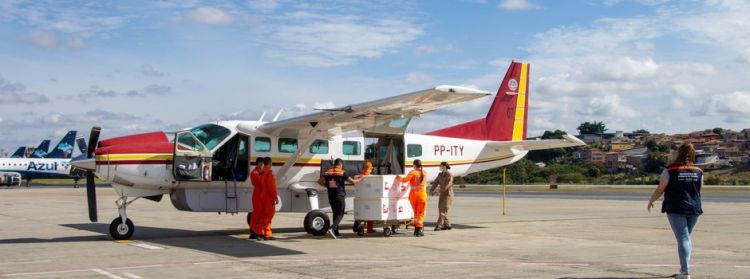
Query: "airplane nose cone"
71 155 96 171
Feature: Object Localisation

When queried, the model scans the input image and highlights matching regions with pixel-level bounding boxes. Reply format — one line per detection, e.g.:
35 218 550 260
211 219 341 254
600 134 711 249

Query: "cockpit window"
190 124 231 150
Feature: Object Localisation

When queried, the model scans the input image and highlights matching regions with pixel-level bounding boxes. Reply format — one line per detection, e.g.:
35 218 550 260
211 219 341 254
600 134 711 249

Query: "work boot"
443 226 452 230
413 228 419 237
334 229 343 238
418 228 425 237
434 226 442 231
249 232 261 240
264 236 276 241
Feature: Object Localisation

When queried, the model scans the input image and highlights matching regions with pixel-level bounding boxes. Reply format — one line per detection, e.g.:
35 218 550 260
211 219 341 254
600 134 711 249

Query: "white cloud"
23 30 57 48
694 91 750 121
187 6 234 24
402 72 435 85
272 16 423 67
498 0 540 10
0 75 49 104
575 95 639 118
141 64 170 77
414 44 456 56
247 0 280 11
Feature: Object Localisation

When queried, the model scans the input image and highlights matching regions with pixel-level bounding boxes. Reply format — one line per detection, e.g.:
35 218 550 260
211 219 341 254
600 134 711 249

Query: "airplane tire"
303 210 330 236
109 217 135 240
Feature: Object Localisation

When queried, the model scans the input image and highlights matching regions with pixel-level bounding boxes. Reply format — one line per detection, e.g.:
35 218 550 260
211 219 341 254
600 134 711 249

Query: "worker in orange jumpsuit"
257 156 278 240
356 162 376 233
249 157 265 240
400 159 427 237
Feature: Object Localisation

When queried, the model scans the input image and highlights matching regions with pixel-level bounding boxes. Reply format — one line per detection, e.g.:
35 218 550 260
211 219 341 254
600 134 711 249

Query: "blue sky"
1 0 749 153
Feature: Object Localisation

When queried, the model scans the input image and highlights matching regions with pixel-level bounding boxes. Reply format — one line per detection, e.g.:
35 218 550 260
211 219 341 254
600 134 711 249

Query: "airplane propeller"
85 127 100 222
75 137 87 154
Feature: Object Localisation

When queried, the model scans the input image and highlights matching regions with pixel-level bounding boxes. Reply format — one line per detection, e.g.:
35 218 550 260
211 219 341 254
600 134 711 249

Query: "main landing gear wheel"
109 217 135 240
303 210 330 236
391 225 399 234
383 227 392 237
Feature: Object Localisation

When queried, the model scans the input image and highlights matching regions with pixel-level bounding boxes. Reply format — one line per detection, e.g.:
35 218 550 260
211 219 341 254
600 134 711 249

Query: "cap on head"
440 161 451 170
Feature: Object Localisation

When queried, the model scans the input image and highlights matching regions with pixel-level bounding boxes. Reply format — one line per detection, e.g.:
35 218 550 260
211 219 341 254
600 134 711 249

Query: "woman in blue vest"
647 143 703 279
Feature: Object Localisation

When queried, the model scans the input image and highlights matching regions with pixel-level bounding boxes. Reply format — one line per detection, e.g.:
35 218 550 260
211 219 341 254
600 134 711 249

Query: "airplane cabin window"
343 141 361 156
407 144 422 158
310 139 329 154
254 137 271 152
279 138 298 153
189 124 231 151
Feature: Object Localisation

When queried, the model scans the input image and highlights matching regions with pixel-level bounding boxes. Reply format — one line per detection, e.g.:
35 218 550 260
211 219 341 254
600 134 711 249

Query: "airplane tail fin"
29 140 51 158
426 61 529 141
45 131 77 159
10 146 26 158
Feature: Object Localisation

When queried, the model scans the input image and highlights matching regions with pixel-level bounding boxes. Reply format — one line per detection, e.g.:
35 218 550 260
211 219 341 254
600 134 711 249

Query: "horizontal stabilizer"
486 134 585 151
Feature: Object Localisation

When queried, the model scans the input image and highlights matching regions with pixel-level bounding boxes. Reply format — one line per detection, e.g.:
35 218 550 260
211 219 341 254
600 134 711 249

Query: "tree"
541 130 567 139
633 129 650 134
577 121 608 135
646 140 659 151
712 127 724 134
644 152 667 173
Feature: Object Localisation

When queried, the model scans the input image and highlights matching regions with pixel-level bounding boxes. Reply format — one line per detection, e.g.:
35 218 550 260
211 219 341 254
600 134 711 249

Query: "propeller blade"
87 127 101 159
75 137 87 154
86 171 97 222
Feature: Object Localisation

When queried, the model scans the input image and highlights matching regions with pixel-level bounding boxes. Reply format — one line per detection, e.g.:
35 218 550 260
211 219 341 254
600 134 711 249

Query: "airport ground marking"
736 265 750 268
129 242 165 250
106 264 165 270
424 261 487 265
122 272 142 279
0 260 51 266
3 268 94 277
91 269 125 279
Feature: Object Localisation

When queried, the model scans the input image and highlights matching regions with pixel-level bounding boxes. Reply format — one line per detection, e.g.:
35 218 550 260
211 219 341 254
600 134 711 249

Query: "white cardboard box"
353 197 413 221
355 175 410 199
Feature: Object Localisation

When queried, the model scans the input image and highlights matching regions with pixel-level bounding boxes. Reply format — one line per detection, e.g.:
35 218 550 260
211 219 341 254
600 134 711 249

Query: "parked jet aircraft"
71 61 585 240
0 131 80 186
9 146 27 158
28 140 50 158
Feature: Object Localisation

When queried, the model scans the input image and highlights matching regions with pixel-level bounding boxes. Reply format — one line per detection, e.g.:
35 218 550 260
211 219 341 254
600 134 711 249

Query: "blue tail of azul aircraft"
45 131 77 159
29 140 51 158
10 146 27 158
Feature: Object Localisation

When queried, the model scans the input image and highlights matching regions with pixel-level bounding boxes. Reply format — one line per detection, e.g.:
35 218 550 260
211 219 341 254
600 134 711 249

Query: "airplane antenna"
272 109 284 122
258 111 267 122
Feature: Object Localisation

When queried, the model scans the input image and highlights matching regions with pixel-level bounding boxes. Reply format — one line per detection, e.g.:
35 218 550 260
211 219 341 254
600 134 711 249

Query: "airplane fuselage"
89 120 526 213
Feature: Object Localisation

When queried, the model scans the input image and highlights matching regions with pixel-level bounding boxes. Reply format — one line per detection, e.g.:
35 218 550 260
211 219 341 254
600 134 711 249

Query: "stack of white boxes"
353 175 413 222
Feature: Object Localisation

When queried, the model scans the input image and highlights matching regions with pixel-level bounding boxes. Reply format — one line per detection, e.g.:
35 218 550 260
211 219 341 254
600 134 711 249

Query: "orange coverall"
256 165 278 237
402 168 427 228
249 166 263 234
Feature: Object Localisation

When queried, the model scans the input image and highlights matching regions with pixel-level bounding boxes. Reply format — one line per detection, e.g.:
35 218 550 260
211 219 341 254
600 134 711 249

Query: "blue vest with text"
662 165 703 215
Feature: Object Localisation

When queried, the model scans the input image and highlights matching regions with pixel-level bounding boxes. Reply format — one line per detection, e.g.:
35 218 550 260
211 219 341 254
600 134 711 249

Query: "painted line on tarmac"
0 260 51 266
736 265 750 268
92 269 125 279
3 268 94 277
122 272 142 279
129 242 165 250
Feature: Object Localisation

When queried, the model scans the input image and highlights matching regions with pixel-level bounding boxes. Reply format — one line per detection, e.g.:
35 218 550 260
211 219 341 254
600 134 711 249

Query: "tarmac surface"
1 187 749 278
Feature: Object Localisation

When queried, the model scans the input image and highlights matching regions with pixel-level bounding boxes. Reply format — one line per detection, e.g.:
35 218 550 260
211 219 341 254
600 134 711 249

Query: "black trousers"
328 194 346 231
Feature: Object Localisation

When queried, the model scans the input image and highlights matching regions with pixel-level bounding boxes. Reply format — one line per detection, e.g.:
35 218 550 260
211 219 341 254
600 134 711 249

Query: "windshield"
190 124 231 150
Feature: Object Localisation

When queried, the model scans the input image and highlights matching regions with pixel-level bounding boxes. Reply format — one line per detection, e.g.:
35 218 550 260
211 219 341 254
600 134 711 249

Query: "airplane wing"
486 135 586 152
252 86 491 138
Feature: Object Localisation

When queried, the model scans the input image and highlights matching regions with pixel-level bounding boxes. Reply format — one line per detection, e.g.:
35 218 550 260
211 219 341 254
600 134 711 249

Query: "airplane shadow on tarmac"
0 223 305 258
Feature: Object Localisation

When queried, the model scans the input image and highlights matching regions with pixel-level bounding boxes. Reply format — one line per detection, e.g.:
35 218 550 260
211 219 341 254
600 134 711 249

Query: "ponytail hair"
668 143 696 168
413 159 424 183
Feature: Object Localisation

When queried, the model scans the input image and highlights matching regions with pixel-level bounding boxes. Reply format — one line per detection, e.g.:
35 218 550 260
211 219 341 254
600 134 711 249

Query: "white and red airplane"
71 61 585 240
